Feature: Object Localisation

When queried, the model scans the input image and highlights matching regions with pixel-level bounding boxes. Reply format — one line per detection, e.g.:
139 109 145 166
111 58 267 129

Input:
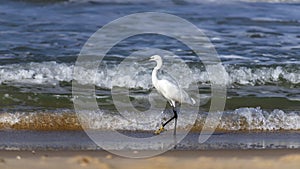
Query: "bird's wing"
154 69 196 105
157 79 179 99
157 79 195 105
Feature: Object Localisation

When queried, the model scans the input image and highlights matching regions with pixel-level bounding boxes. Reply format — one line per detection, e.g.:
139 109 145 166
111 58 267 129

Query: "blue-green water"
0 0 299 150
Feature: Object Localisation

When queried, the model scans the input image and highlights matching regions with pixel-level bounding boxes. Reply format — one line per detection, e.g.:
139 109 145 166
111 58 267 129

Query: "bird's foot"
154 126 165 135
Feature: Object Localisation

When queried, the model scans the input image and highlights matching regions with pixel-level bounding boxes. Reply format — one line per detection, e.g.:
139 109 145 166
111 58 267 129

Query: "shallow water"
0 130 299 150
0 0 299 150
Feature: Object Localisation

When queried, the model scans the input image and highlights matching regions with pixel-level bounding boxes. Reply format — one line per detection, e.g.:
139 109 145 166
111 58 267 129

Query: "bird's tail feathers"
181 90 196 105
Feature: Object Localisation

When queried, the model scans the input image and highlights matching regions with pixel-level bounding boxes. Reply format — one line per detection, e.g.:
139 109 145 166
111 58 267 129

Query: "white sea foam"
220 54 250 60
0 61 299 89
0 113 21 126
220 108 300 130
226 66 300 86
0 62 73 86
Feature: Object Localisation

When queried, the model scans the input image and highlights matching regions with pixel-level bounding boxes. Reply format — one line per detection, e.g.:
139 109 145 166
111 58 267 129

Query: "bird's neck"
152 59 162 87
154 59 162 70
152 67 159 85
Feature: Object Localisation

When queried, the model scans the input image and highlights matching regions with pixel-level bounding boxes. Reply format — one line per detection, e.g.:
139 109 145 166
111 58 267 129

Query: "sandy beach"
0 150 299 169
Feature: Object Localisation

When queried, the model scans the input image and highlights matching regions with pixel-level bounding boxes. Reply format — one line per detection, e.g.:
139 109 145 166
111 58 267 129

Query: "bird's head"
149 55 162 62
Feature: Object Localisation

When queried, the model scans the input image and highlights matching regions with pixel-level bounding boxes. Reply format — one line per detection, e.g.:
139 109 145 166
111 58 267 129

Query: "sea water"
0 0 299 150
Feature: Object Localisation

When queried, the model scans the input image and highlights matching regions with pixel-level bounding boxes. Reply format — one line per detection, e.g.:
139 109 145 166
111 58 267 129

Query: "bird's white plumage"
150 54 196 135
150 55 195 107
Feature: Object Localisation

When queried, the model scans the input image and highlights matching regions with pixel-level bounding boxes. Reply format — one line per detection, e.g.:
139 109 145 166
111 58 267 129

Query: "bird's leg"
173 107 178 136
154 106 178 135
154 125 165 135
154 111 166 135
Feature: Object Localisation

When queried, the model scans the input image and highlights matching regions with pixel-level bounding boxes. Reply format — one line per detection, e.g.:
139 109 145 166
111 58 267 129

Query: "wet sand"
0 149 299 169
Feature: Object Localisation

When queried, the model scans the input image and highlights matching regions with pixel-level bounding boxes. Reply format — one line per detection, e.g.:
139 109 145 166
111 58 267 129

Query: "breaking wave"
0 107 299 131
0 62 299 89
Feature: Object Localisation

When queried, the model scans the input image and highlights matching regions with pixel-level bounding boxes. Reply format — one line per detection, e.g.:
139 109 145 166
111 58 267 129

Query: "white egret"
149 55 195 135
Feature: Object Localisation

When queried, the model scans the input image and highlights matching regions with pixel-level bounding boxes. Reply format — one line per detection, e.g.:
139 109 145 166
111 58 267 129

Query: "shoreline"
1 149 300 157
0 149 299 169
1 130 299 151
